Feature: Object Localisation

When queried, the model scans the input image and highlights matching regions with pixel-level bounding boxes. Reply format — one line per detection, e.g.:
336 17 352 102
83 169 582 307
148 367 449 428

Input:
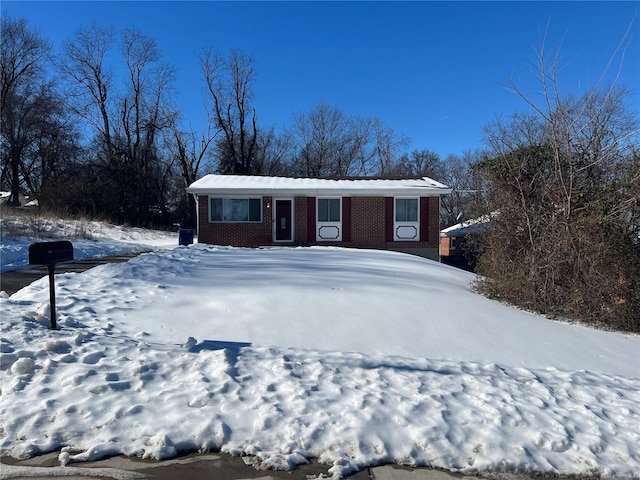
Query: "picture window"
210 198 262 222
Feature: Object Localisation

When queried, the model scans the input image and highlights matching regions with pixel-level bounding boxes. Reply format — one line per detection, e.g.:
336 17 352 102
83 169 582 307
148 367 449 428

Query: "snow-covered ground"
1 219 639 479
0 214 177 273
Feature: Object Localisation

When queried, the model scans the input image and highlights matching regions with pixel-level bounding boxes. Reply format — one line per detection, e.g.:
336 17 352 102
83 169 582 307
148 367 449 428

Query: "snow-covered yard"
0 215 177 273
1 219 638 478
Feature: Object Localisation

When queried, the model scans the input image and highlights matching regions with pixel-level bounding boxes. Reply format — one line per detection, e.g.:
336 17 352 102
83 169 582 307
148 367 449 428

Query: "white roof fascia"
187 175 452 197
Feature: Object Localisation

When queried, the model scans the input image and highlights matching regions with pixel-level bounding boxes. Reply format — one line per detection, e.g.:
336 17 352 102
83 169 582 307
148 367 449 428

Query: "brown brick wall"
349 197 439 250
294 197 308 244
196 194 441 254
197 196 273 247
440 236 451 256
350 197 386 249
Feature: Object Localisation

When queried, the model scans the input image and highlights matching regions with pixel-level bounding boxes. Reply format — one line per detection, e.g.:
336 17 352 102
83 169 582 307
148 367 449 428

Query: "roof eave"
186 187 452 196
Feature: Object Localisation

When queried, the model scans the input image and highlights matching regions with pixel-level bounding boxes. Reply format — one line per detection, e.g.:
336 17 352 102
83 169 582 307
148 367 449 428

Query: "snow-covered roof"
440 214 493 237
187 175 451 197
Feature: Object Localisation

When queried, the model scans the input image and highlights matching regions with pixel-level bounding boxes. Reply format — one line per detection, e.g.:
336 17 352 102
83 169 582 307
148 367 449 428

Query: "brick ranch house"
186 175 452 261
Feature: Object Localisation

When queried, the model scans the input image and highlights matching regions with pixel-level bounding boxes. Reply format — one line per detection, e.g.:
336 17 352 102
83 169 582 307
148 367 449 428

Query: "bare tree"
59 24 115 146
120 28 176 223
200 49 258 174
389 149 445 178
167 123 216 227
476 26 640 331
0 15 59 205
291 102 347 176
439 150 488 228
289 102 406 177
290 102 366 176
252 126 295 176
372 118 410 176
60 26 177 226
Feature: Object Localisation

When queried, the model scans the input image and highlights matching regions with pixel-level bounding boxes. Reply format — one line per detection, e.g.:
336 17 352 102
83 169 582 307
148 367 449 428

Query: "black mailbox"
27 241 74 330
29 241 74 265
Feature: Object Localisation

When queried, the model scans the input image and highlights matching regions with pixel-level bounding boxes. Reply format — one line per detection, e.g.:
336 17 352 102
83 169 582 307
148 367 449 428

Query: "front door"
274 199 293 241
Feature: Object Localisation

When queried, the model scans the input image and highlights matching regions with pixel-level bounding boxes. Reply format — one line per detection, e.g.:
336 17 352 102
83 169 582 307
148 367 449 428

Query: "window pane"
318 199 329 222
211 198 261 222
396 198 418 222
224 198 248 221
407 199 418 222
211 198 223 221
248 198 261 221
395 199 407 222
318 198 340 222
329 199 341 222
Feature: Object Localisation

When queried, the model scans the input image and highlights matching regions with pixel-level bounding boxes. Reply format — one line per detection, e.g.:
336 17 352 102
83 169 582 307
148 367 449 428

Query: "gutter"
185 187 452 197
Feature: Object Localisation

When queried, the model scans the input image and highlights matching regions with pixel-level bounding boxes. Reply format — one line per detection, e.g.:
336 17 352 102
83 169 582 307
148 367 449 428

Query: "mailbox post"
28 241 74 330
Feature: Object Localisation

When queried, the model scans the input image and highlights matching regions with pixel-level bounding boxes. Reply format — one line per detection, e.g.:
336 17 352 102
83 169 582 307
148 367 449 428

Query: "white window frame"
394 197 420 241
316 197 342 242
209 196 262 223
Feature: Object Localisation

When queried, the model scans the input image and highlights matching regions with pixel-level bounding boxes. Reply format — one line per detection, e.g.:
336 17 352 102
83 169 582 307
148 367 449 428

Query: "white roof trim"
187 175 451 197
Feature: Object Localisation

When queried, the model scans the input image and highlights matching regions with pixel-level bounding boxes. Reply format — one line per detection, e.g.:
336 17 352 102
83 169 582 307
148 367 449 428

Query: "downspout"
437 196 441 262
192 193 200 240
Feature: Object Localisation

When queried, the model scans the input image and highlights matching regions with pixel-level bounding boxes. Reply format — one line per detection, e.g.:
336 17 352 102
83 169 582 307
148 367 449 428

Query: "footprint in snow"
82 351 106 364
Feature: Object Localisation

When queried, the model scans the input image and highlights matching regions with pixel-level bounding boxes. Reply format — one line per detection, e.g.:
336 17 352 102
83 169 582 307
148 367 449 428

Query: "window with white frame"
317 198 341 222
316 197 342 241
394 197 419 241
210 197 262 222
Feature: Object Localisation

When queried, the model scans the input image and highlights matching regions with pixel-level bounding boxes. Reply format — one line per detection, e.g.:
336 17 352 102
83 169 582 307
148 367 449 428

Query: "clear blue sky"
3 1 639 159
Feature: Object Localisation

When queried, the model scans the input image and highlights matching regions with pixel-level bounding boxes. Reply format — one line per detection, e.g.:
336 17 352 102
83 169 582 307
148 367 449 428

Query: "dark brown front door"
275 199 293 241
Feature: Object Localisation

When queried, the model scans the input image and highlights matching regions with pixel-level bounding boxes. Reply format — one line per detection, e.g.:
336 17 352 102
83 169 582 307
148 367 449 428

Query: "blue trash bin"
178 229 195 246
